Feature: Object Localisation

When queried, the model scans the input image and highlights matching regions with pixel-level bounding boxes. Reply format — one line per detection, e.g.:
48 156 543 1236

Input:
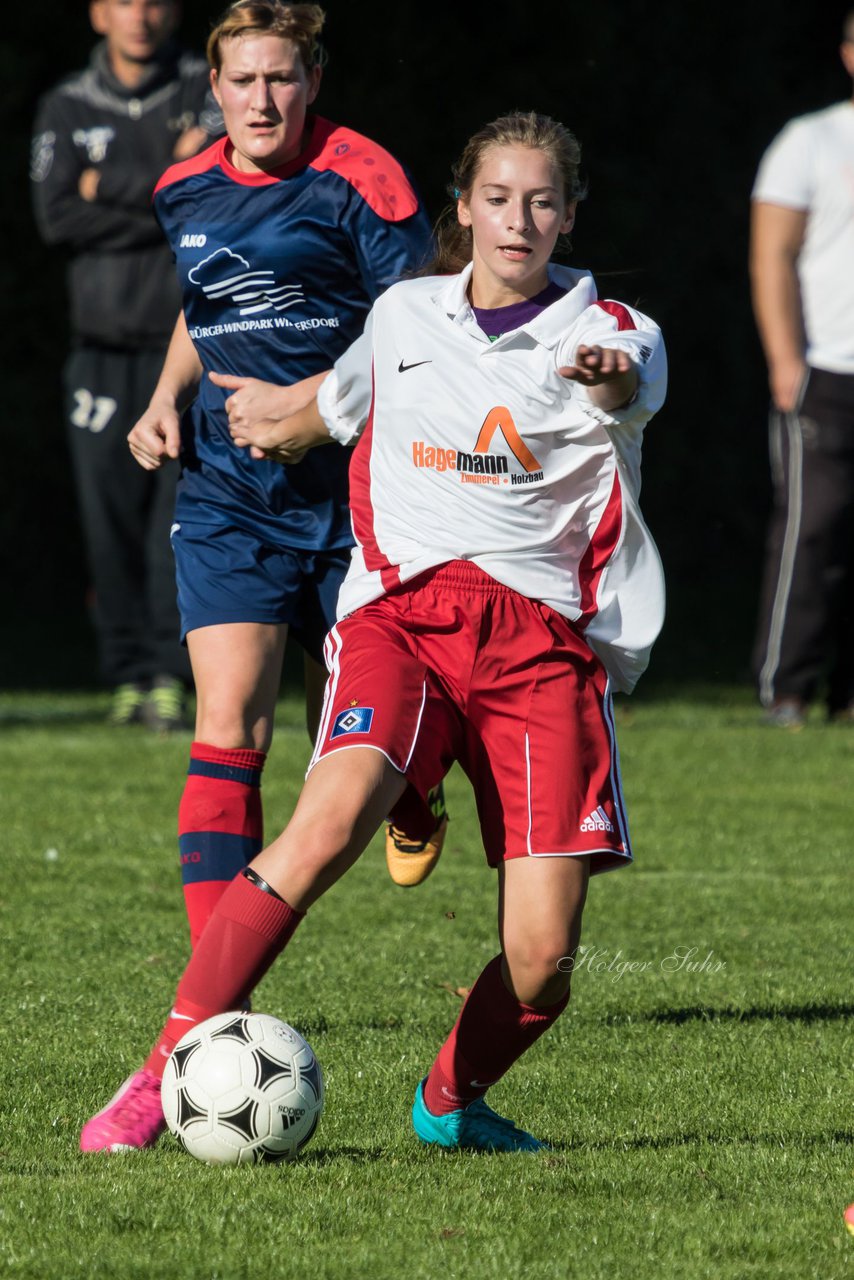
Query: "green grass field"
0 684 852 1279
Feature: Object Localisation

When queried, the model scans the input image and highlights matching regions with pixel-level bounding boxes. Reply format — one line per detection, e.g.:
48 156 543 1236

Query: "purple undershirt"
471 279 567 340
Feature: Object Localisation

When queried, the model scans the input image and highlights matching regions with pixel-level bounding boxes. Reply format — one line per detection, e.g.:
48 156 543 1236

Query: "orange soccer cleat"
385 783 448 887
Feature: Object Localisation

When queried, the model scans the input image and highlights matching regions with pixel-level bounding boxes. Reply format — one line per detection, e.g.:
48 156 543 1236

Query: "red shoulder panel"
306 118 420 223
595 300 636 331
154 137 228 198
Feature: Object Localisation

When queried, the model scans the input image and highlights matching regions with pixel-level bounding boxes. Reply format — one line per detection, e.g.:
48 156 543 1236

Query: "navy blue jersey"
154 116 432 551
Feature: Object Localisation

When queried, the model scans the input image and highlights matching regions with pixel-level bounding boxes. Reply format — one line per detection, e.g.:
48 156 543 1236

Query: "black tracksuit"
753 368 854 714
31 40 216 686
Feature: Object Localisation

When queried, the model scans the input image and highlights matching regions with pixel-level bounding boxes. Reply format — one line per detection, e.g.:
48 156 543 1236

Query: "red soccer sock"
422 954 569 1116
178 742 266 948
144 871 303 1078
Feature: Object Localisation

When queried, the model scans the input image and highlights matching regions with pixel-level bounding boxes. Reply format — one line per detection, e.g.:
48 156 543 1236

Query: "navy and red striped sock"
178 742 266 948
422 955 569 1116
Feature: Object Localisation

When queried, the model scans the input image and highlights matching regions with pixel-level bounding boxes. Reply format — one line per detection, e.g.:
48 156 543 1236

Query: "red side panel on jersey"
577 471 623 629
348 369 402 592
154 137 228 197
594 300 636 331
307 119 420 223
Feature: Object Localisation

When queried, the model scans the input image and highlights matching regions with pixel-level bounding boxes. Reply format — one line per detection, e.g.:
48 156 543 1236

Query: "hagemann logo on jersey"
412 406 544 487
189 246 306 317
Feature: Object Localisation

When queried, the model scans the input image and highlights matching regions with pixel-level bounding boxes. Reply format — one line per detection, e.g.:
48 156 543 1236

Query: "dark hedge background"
2 2 850 688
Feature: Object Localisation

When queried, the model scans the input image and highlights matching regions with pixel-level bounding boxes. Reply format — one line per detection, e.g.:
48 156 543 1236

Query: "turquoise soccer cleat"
411 1079 545 1153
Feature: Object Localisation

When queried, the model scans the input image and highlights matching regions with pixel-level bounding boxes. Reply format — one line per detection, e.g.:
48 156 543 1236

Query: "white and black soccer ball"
161 1011 323 1165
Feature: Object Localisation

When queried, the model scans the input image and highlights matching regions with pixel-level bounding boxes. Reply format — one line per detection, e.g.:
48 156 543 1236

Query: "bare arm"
209 369 330 441
227 381 333 465
79 125 211 209
557 345 639 411
128 313 202 470
749 201 808 412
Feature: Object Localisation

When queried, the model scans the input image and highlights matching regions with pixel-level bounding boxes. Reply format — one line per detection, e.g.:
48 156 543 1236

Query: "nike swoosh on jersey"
398 358 432 372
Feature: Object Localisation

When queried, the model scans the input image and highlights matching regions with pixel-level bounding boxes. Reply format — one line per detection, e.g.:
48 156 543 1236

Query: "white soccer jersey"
752 101 854 373
317 262 667 692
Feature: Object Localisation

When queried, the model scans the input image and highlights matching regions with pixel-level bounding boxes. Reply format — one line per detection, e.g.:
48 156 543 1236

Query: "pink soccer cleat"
79 1069 166 1153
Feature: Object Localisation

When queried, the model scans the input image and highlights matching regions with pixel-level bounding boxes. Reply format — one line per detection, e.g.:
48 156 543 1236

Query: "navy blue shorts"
172 518 351 663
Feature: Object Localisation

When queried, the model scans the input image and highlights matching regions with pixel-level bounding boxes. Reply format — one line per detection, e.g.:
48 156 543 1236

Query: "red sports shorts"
310 560 631 874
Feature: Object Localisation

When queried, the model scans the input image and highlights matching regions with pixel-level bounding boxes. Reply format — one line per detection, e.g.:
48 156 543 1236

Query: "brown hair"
207 1 326 74
428 111 587 275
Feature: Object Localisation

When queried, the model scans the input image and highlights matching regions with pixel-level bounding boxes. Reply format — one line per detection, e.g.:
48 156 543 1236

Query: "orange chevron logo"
473 406 542 473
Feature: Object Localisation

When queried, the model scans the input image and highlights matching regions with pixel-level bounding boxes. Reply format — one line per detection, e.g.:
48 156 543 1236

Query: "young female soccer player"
124 0 442 954
82 110 666 1153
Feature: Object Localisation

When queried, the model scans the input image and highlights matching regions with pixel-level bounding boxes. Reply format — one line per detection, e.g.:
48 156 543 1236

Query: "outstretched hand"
558 344 633 384
558 345 639 411
208 372 292 437
211 369 333 464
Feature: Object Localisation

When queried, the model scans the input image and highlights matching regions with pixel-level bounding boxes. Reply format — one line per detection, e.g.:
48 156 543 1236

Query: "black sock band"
241 865 284 901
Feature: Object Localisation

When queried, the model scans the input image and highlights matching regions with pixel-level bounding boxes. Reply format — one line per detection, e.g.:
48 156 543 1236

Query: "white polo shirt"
753 100 854 373
318 262 667 692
